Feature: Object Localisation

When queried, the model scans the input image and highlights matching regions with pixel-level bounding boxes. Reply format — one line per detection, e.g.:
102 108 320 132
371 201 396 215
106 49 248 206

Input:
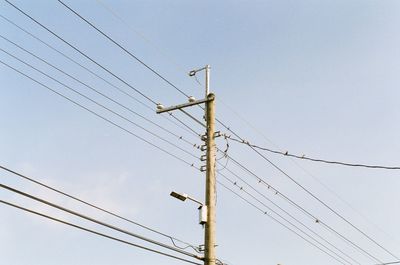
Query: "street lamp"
170 191 207 226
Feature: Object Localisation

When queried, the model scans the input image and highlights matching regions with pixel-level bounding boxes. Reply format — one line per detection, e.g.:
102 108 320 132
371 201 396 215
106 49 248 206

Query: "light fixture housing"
170 191 188 202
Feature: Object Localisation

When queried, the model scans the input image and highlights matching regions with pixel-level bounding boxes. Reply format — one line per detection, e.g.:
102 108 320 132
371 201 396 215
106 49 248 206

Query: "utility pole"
156 65 216 265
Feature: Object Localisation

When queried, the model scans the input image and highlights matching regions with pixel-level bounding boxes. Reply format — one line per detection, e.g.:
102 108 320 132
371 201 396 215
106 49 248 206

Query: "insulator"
156 103 164 110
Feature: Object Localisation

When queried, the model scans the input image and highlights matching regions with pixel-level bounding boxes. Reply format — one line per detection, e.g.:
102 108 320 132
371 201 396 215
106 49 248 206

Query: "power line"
49 0 398 258
60 1 399 261
0 59 197 169
4 0 157 105
4 1 395 262
0 49 198 162
0 57 367 265
216 180 348 265
74 1 201 137
217 165 362 265
216 98 400 246
55 0 206 136
217 171 359 265
1 39 354 262
222 152 384 263
218 146 367 258
94 0 192 76
0 164 199 252
0 35 197 149
56 0 213 136
228 137 400 170
3 55 356 262
0 13 200 138
32 1 395 256
0 183 201 260
57 0 191 99
0 199 202 265
53 1 397 258
220 126 398 261
217 146 372 264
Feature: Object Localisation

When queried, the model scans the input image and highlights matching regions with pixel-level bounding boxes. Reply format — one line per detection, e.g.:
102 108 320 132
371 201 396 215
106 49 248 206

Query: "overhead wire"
0 13 199 139
1 3 212 258
0 59 197 169
55 0 205 133
6 0 396 262
0 200 202 265
227 136 400 170
217 172 358 265
2 53 356 262
4 0 158 105
220 126 398 261
55 2 392 260
217 164 362 265
0 9 206 175
215 143 377 263
0 58 364 265
222 151 384 263
92 0 205 137
81 4 393 262
216 97 400 246
94 0 190 76
0 183 202 260
0 49 199 163
0 35 198 149
0 164 200 252
42 3 399 258
83 0 400 251
57 0 191 100
216 180 348 265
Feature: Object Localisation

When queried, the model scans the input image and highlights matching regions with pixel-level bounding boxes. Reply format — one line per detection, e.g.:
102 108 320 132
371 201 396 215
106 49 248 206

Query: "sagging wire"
216 134 230 172
170 238 202 253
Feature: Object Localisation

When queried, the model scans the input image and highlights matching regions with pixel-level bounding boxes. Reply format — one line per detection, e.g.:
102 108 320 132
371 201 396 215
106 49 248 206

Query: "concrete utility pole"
204 94 216 265
156 65 216 265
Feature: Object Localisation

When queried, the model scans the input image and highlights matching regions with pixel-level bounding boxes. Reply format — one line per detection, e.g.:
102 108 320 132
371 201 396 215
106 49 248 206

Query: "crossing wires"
2 1 396 262
1 200 202 265
0 164 200 252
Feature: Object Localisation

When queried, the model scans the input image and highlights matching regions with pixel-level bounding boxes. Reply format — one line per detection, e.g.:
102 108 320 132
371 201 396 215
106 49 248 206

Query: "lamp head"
170 191 188 202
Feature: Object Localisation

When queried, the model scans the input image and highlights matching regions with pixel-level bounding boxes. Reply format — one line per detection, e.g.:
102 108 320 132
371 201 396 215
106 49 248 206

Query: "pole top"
207 93 215 100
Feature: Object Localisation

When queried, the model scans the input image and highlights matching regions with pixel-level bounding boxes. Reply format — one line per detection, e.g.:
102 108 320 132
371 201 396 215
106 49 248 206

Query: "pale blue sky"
1 1 400 265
